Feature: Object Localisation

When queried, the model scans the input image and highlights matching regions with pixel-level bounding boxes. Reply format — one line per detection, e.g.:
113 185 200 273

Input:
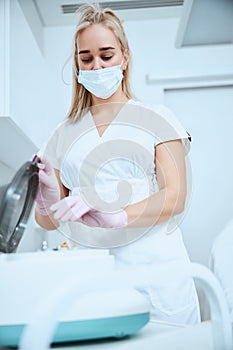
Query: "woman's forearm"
125 187 186 228
35 210 59 230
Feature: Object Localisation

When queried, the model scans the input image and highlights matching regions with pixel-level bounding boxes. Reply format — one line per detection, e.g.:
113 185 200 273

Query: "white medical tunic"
43 100 200 324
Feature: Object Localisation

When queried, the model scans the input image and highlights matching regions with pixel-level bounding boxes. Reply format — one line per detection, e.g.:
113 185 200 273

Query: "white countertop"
53 320 213 350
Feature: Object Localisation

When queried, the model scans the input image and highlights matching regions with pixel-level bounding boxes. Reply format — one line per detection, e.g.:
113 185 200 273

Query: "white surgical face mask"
78 64 124 99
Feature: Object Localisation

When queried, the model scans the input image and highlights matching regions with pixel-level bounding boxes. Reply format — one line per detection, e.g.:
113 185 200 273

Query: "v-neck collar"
89 99 132 139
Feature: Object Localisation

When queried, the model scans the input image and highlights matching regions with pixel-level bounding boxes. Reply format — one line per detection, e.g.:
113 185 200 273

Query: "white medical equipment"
18 262 233 350
0 250 150 347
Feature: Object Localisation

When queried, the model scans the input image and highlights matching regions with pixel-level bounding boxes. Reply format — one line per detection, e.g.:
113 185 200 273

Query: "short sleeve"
152 104 191 155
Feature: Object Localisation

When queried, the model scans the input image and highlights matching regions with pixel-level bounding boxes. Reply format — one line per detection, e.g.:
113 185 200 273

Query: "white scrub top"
43 99 200 324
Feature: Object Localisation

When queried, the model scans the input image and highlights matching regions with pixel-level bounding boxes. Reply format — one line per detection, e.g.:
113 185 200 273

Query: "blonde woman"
35 4 200 324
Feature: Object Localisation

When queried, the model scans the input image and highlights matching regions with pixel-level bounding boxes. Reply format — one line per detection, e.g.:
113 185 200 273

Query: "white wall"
10 0 65 149
165 86 233 264
0 0 10 117
43 25 74 124
123 18 233 100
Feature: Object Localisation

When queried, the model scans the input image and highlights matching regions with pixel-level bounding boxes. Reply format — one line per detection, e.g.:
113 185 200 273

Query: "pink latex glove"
35 157 60 215
50 194 128 228
80 209 128 229
50 195 91 222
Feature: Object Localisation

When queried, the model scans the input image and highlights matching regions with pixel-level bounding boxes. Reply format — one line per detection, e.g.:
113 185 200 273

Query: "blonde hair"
67 3 133 122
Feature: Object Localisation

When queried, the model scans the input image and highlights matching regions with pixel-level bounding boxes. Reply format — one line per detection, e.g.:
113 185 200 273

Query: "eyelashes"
81 56 113 63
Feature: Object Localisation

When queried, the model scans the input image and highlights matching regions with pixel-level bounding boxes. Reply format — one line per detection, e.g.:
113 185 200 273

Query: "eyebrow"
78 47 115 54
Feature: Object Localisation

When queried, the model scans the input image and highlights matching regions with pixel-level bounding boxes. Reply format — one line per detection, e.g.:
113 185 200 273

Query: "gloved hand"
35 157 60 215
80 209 128 229
50 194 128 228
50 195 91 222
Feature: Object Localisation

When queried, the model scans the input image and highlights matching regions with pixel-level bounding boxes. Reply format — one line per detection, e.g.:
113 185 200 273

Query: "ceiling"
18 0 233 47
32 0 183 26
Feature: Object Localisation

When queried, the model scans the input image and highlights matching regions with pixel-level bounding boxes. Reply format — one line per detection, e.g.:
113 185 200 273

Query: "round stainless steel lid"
0 156 40 253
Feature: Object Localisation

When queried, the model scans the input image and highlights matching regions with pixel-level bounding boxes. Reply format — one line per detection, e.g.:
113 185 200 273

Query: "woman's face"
77 24 125 71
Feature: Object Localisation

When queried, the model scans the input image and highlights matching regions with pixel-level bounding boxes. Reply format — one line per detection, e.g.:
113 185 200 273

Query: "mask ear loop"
61 53 73 85
74 64 79 80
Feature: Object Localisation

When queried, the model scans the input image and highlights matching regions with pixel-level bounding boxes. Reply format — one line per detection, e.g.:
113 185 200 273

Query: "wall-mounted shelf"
145 68 233 90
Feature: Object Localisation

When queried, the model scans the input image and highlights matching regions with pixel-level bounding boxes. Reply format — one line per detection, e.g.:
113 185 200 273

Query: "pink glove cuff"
35 203 53 216
116 210 128 228
81 209 128 229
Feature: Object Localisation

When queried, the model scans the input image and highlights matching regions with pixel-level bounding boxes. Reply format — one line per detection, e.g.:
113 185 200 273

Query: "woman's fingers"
50 196 91 221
